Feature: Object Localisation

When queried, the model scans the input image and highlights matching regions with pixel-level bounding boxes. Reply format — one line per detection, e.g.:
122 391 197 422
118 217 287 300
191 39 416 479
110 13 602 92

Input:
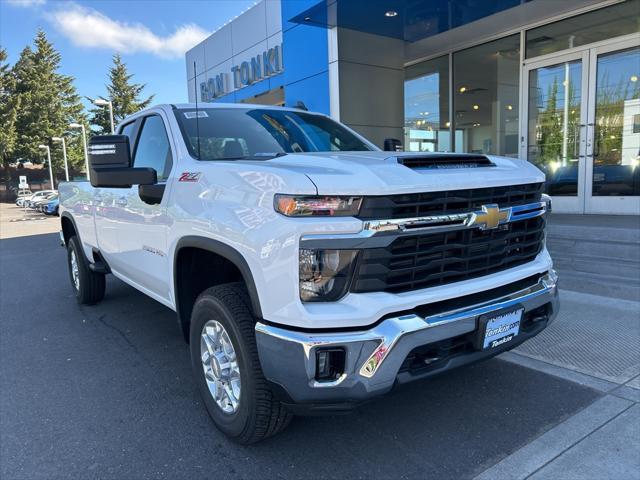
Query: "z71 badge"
179 172 202 182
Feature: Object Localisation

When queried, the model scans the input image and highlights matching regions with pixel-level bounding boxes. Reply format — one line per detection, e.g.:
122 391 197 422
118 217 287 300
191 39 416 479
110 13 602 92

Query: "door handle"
116 197 128 207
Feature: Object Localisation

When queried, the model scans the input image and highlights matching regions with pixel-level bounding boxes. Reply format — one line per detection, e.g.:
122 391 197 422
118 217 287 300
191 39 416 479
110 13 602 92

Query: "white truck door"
94 122 137 276
113 113 174 301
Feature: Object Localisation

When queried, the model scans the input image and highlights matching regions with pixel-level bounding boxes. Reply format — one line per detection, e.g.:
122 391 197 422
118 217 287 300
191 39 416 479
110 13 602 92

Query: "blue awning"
289 0 532 43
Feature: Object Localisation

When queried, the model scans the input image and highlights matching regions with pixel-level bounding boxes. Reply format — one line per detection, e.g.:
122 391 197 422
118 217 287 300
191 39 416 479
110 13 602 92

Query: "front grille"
357 183 544 220
351 216 545 294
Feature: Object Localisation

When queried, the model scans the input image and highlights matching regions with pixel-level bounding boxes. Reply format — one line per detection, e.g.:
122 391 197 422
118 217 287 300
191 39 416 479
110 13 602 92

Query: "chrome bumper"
255 270 559 405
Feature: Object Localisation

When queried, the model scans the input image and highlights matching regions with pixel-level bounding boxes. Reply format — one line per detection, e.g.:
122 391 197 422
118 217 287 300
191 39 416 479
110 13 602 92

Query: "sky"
0 0 255 106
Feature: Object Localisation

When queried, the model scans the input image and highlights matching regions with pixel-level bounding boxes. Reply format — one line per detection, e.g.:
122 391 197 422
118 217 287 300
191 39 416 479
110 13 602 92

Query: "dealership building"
186 0 639 215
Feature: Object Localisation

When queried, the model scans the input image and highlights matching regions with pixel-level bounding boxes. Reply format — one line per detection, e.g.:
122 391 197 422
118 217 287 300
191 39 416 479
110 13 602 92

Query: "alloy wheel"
70 250 80 291
200 320 241 414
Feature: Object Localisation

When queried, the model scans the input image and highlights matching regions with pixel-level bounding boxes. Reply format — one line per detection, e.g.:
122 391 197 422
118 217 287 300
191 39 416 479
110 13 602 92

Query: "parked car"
15 189 33 206
59 103 558 444
25 190 56 208
41 197 60 216
30 193 57 210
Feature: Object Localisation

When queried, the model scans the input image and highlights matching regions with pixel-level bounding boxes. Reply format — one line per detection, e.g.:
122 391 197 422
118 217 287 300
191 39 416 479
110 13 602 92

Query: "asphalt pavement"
0 221 635 479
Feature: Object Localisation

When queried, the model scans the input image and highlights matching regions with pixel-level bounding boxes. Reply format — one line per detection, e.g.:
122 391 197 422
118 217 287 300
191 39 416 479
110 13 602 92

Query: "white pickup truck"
59 103 558 444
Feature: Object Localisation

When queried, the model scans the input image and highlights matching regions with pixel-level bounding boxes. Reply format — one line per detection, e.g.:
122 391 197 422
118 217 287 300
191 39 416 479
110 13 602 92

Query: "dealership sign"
200 45 283 101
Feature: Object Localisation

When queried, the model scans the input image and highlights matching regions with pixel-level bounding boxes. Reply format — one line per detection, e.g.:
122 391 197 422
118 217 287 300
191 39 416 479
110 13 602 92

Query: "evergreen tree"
90 54 154 134
0 47 20 172
12 30 86 174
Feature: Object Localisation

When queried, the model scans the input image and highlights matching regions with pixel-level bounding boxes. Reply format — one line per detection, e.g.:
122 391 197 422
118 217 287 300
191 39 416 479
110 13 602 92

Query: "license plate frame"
475 306 524 350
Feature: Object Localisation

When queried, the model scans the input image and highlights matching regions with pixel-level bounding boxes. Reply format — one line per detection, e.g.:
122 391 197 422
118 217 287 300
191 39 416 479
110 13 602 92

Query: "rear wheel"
189 283 292 444
67 236 105 305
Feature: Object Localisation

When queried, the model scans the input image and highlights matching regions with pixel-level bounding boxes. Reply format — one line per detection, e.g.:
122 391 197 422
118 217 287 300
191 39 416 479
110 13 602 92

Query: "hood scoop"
397 154 495 170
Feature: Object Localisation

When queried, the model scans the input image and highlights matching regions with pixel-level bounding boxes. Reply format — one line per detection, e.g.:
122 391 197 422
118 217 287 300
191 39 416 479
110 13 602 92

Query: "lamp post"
93 98 114 134
38 144 55 190
51 136 69 181
69 123 89 180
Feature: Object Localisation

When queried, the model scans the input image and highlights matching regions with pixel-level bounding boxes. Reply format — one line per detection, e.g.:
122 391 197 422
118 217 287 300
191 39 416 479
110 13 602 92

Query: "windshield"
173 107 373 160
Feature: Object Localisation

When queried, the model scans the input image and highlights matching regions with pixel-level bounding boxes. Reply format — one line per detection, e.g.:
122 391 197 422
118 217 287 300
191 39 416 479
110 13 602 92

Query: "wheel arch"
173 236 263 342
60 211 80 246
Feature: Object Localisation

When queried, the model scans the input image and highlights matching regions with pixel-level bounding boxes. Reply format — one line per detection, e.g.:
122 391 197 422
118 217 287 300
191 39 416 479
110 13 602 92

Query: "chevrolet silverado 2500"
59 104 558 444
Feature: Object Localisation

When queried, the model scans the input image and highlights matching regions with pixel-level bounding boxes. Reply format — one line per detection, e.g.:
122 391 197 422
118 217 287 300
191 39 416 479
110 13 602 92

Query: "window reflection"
592 47 640 196
453 35 520 157
404 55 451 152
526 0 640 59
527 60 582 196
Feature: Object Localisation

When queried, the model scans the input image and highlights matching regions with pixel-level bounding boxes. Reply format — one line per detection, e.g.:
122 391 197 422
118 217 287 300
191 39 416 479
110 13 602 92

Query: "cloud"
5 0 46 7
48 4 211 59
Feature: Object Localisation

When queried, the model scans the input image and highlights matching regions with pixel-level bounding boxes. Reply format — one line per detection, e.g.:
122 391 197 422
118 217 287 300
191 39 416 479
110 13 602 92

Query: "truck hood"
261 151 544 195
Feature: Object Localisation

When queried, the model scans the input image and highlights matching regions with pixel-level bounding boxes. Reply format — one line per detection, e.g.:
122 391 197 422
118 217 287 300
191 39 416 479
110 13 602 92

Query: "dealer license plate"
480 308 523 350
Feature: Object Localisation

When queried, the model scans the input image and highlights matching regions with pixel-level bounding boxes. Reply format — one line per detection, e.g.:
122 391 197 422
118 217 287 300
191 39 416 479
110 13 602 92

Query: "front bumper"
255 270 559 408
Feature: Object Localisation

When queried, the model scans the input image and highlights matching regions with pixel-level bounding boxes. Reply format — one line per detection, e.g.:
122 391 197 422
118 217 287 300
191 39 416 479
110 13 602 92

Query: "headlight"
275 195 362 217
299 249 358 302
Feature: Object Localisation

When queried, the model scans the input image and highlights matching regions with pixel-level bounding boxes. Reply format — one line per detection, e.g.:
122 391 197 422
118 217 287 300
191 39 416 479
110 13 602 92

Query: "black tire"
189 283 292 444
67 236 106 305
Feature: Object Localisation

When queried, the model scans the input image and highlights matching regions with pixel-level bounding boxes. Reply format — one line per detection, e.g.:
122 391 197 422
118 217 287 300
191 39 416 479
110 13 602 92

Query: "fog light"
315 348 346 382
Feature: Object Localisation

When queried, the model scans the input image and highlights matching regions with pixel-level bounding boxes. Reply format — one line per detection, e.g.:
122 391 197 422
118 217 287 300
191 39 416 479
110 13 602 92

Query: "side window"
133 115 173 181
120 122 135 141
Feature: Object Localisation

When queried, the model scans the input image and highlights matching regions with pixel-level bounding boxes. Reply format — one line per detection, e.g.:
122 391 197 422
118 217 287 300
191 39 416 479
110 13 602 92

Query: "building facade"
186 0 640 215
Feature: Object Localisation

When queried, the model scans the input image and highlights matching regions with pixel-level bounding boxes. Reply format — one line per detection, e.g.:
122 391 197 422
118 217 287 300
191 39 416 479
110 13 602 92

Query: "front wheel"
189 283 292 444
67 236 105 305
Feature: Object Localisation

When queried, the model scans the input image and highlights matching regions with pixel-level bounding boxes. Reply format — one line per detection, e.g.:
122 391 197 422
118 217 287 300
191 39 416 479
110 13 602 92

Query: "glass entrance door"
585 42 640 214
524 53 588 213
523 38 640 214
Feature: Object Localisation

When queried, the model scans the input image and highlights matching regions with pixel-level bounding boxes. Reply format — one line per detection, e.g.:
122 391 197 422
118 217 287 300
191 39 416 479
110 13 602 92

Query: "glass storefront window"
404 55 450 152
526 0 640 59
453 35 520 157
592 47 640 196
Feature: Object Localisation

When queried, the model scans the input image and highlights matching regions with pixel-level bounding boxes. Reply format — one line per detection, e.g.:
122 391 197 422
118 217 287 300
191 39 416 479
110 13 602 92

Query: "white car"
59 104 558 444
18 190 56 208
14 189 33 205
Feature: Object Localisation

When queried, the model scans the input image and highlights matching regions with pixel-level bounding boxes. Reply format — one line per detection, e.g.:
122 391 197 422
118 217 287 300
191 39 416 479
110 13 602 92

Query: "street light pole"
52 137 69 181
69 123 89 181
93 98 114 134
38 144 54 190
108 102 114 134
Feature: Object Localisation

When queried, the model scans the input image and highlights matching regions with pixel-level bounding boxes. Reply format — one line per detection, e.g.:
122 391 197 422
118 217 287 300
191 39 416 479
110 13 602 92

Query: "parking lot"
0 202 60 240
1 203 639 479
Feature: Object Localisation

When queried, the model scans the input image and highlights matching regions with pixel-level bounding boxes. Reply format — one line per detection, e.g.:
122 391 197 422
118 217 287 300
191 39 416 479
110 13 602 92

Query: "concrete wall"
329 28 405 148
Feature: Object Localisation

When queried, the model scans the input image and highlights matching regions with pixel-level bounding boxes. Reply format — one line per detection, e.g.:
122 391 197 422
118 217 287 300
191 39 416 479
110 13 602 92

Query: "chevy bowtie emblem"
473 204 511 230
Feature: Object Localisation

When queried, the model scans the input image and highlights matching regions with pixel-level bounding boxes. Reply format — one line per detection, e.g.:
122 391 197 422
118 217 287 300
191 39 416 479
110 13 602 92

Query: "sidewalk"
476 289 640 480
546 213 640 302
